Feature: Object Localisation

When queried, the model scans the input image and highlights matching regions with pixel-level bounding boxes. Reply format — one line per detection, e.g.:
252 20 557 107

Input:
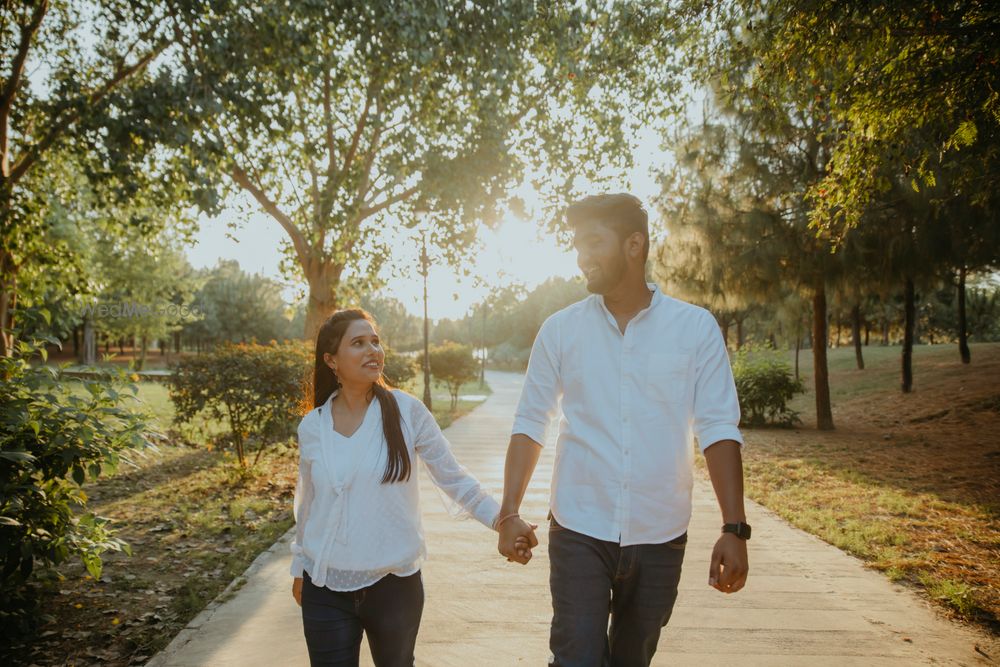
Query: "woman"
290 309 533 666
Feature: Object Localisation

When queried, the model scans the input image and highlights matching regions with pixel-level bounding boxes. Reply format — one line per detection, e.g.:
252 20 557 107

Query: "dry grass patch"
7 444 297 666
725 342 999 636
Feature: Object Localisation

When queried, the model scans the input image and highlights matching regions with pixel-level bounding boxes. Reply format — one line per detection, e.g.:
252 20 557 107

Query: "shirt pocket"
645 352 692 405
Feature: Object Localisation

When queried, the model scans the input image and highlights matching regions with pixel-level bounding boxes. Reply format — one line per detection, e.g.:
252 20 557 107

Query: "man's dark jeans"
548 517 686 667
301 570 423 667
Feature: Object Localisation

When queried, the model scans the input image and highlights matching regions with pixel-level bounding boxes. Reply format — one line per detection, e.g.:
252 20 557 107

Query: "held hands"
497 515 538 565
292 576 303 606
708 533 749 594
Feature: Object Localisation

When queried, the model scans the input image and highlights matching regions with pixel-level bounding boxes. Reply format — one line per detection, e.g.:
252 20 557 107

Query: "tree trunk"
119 337 125 355
812 286 835 430
304 269 341 342
480 305 487 386
794 333 801 381
864 321 871 346
72 325 80 359
902 277 915 393
882 318 890 346
0 251 18 357
851 303 865 370
720 323 730 350
174 330 182 354
83 317 97 366
957 266 971 364
736 318 744 349
138 335 148 371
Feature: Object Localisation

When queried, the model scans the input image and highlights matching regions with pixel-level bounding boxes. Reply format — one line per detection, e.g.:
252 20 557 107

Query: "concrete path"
149 371 997 666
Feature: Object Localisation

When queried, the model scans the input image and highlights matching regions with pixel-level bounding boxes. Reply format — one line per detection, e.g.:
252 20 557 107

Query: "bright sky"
186 128 670 321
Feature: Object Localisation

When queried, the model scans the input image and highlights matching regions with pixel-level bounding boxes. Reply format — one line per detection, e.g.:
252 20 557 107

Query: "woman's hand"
498 516 538 564
292 577 303 606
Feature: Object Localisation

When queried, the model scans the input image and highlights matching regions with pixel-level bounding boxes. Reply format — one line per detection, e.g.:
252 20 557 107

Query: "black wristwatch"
721 522 752 540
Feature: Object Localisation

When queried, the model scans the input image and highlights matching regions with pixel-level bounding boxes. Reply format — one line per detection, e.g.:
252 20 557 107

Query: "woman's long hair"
313 309 411 484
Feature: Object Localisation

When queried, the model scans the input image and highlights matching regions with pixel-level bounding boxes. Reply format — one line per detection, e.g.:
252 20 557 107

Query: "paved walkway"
149 372 996 666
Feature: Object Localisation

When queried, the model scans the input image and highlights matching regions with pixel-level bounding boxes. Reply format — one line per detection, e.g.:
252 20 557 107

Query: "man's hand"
708 533 748 593
292 576 303 606
498 516 538 564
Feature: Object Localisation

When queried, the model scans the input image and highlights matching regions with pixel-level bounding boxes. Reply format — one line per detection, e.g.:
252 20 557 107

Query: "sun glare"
388 213 581 321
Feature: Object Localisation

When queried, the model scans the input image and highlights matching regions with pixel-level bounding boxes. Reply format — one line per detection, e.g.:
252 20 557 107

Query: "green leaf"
0 450 36 463
82 553 103 581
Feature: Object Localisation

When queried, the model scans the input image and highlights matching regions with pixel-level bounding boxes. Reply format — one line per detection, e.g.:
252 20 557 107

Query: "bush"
420 341 478 409
382 347 416 387
170 341 311 469
488 341 530 371
1 339 155 637
731 348 804 427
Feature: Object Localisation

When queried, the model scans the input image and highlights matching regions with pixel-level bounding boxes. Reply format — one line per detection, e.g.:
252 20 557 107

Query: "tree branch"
8 36 170 187
1 0 48 179
323 68 337 176
229 163 312 269
359 185 419 221
332 78 377 184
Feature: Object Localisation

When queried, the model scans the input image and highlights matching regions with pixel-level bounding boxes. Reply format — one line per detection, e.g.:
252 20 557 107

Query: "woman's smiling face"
324 318 385 387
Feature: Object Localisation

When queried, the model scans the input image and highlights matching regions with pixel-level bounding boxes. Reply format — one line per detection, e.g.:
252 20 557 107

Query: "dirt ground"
5 446 299 667
741 342 1000 634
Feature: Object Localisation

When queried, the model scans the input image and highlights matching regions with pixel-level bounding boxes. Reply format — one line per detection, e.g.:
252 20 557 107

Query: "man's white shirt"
511 284 744 546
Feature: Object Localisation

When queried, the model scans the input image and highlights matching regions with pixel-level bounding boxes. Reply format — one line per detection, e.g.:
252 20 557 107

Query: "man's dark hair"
566 193 649 262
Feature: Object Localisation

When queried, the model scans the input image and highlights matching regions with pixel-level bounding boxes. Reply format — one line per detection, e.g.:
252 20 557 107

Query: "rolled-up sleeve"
511 315 562 446
693 312 744 451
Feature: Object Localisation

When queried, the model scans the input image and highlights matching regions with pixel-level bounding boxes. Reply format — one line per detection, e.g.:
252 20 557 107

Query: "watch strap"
722 522 751 540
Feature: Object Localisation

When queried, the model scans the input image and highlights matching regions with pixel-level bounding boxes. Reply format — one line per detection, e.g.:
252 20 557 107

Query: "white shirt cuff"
290 555 305 578
696 425 744 452
472 496 502 530
511 416 548 446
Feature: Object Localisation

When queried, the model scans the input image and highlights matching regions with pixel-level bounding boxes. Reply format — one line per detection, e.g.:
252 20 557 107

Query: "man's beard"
584 253 627 294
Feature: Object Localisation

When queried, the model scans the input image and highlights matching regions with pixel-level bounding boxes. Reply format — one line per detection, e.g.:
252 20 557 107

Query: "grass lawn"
402 370 493 430
724 341 1000 634
11 372 492 666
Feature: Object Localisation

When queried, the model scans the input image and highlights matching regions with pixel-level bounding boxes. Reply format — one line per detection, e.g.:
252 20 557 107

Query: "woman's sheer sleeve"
290 414 316 576
410 398 500 529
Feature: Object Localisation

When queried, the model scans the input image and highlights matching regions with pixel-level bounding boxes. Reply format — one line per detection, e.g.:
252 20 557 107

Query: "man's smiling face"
573 220 628 295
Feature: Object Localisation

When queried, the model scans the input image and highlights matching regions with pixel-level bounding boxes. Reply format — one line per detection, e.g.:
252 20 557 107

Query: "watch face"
723 523 751 540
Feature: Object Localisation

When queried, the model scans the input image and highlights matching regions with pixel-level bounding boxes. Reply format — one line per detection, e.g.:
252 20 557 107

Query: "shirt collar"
593 282 663 329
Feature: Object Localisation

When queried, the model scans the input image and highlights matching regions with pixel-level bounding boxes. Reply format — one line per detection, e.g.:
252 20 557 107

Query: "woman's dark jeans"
548 517 686 667
301 570 424 667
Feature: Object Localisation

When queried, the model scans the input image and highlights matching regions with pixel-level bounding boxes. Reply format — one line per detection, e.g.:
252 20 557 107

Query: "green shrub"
420 341 478 409
1 339 155 637
169 341 311 469
382 347 417 387
489 341 530 371
731 348 804 427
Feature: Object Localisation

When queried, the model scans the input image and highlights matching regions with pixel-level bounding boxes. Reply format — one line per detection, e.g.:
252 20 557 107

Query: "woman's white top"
290 389 500 591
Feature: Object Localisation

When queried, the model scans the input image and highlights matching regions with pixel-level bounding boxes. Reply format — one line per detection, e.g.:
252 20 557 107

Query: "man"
496 194 750 667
